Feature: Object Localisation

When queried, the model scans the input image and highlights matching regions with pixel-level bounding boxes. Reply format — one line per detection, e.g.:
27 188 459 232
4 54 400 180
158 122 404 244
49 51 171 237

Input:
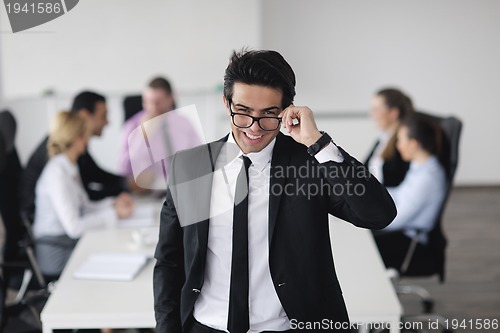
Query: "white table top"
41 227 158 331
329 217 402 326
41 217 401 332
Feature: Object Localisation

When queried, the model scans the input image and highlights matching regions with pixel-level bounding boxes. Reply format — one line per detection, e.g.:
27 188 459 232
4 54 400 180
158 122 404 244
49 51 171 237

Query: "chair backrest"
1 111 50 294
412 111 463 281
123 95 143 122
417 112 462 205
0 110 27 263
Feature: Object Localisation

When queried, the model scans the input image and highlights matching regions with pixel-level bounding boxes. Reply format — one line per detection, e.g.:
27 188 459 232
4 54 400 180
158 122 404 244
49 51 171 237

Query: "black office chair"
0 111 47 331
0 111 27 276
1 238 43 333
392 112 462 332
123 94 143 122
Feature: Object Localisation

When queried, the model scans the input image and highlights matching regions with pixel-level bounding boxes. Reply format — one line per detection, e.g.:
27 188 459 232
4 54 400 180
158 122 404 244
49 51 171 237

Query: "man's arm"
78 152 127 200
281 106 396 229
319 146 396 229
153 159 185 332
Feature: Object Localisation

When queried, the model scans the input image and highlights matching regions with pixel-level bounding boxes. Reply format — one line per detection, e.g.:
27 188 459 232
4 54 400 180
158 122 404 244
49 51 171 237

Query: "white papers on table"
73 253 150 281
119 201 159 228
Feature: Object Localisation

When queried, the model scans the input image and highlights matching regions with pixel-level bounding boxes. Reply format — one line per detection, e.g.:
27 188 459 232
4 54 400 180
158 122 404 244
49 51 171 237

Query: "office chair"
1 231 43 333
123 94 143 122
391 112 462 332
0 111 27 279
0 111 46 332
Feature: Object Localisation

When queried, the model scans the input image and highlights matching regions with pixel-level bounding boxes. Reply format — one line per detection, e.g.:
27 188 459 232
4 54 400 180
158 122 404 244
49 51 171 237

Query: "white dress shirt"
368 131 392 184
193 132 343 332
383 156 446 243
33 153 117 240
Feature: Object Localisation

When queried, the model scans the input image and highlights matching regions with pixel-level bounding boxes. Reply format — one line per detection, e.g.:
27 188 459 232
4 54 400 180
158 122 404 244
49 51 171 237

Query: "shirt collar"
227 131 275 172
378 130 392 144
410 155 438 171
55 153 79 178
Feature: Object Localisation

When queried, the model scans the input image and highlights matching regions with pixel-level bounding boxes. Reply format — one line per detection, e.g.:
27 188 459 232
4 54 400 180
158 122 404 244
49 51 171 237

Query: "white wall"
0 0 261 97
1 0 499 185
0 0 259 172
262 0 500 185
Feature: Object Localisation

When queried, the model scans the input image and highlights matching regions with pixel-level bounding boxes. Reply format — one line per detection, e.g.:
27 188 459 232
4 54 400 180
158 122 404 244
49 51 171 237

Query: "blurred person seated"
365 88 414 187
374 114 446 270
118 77 201 193
21 91 127 222
0 110 25 264
33 111 134 278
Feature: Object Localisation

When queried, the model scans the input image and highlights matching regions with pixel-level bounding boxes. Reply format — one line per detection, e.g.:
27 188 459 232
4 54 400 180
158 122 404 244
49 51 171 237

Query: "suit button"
192 288 201 293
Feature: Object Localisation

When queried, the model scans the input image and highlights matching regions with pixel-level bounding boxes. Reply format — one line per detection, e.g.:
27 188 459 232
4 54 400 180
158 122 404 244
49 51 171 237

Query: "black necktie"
228 156 252 333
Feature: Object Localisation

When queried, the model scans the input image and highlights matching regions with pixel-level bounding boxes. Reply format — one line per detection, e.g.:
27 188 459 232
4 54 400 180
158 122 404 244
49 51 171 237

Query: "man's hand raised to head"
281 106 323 147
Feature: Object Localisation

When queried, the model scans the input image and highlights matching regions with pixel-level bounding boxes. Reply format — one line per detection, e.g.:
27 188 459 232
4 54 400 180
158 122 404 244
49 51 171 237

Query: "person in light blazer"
154 49 397 333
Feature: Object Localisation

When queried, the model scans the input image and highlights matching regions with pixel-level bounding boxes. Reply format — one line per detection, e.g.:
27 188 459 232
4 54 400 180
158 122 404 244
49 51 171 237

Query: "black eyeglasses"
229 100 283 131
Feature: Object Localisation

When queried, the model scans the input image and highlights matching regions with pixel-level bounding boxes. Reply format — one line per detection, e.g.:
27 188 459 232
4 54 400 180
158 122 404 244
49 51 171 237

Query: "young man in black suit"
154 50 397 333
20 91 127 221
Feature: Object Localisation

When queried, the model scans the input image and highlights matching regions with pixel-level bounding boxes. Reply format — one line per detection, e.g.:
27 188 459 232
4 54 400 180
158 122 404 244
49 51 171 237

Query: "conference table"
41 214 402 333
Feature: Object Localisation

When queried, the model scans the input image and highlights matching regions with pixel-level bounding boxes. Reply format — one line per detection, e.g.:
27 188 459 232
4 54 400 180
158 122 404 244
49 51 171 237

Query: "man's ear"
167 94 175 111
78 109 90 119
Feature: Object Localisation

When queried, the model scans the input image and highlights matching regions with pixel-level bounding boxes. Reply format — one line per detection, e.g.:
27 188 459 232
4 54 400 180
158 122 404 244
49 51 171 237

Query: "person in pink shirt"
119 77 201 193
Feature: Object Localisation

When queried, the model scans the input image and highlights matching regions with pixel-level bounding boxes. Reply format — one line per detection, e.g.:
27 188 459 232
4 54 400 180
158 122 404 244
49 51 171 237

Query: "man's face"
87 101 108 137
142 87 174 118
225 83 283 154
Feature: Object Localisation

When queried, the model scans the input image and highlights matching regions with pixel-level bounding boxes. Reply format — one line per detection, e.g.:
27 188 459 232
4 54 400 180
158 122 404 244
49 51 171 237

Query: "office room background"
2 0 500 186
1 0 499 330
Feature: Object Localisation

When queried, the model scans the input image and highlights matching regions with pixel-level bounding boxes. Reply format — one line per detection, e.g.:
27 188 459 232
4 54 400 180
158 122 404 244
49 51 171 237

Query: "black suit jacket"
153 133 397 332
364 140 410 187
20 136 126 220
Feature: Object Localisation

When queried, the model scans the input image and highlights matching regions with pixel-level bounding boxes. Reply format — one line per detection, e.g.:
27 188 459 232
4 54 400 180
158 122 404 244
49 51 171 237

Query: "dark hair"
71 91 106 114
402 114 442 155
223 49 296 108
149 77 173 95
376 88 414 120
378 88 415 160
148 76 176 109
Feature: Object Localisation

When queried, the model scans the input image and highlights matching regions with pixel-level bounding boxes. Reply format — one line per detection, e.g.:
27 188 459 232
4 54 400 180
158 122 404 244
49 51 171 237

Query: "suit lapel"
268 133 290 245
196 135 229 271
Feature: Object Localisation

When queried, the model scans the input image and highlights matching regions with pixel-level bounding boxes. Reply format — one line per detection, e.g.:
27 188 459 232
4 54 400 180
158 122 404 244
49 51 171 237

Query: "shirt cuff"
315 142 344 164
104 208 118 228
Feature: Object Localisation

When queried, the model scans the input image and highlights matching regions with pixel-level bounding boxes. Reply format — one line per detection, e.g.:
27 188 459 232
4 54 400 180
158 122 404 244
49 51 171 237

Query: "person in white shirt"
33 111 134 277
365 88 414 187
374 114 447 272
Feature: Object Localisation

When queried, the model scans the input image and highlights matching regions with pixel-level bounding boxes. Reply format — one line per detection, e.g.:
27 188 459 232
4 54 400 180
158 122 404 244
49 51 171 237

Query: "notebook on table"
73 253 150 281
